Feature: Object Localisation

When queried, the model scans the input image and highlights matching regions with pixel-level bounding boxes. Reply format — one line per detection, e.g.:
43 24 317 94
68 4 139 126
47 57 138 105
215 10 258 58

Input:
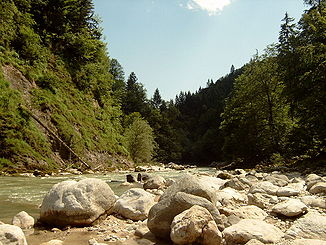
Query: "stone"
215 187 248 206
114 188 156 221
143 176 166 190
245 239 265 245
12 211 34 229
147 192 223 239
226 206 268 221
277 186 300 197
0 224 27 245
249 181 279 195
272 199 308 217
264 175 289 187
216 171 233 180
170 205 222 245
134 223 150 238
126 174 136 183
247 193 271 209
40 240 64 245
291 239 326 245
306 174 323 190
286 211 326 239
309 182 326 194
222 219 284 244
300 195 326 209
40 178 116 227
224 177 249 190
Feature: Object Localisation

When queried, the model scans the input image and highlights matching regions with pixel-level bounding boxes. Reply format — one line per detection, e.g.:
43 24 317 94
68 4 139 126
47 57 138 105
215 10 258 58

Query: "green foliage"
124 117 155 163
221 52 293 162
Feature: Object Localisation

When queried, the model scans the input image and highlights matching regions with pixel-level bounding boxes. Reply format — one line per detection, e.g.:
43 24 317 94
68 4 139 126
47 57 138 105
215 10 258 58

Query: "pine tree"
151 88 162 109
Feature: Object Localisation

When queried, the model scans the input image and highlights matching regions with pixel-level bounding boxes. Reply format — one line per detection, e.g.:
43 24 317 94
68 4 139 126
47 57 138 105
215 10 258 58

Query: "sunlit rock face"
40 178 116 227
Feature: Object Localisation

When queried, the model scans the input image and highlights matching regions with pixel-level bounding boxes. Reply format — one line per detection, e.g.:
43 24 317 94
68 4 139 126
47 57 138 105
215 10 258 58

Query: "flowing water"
0 168 215 224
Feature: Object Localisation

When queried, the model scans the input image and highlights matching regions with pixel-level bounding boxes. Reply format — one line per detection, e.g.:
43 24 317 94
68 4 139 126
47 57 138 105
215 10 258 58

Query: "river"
0 167 215 224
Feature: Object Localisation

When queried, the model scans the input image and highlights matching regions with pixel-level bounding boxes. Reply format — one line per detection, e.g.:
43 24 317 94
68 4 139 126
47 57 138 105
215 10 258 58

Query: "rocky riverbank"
0 167 325 245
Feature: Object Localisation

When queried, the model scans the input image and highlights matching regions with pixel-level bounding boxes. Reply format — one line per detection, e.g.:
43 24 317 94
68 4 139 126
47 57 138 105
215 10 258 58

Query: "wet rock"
40 178 116 227
170 205 222 245
222 219 284 244
309 182 326 194
12 211 34 229
286 211 326 239
143 176 166 190
272 199 308 217
114 188 156 221
126 174 136 183
0 224 28 245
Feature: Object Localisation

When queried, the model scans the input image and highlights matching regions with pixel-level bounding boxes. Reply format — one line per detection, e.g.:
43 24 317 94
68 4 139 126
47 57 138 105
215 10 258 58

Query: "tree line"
0 0 324 169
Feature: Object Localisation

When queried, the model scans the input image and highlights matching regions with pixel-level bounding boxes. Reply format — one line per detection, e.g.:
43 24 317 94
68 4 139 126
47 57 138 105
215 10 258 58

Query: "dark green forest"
0 0 325 171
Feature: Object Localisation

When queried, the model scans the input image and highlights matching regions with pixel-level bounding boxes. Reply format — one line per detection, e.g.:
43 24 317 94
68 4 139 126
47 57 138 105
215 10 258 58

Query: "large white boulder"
286 211 326 239
222 219 284 244
0 224 27 245
40 178 116 226
12 211 34 229
225 205 268 221
215 187 248 206
272 199 308 217
114 188 156 221
170 205 222 245
249 181 279 195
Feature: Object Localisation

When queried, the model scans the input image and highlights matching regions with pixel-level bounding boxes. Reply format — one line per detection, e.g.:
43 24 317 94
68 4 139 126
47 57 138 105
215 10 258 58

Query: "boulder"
143 176 166 190
40 178 116 227
300 195 326 209
126 174 136 183
170 205 222 245
40 240 64 245
264 174 289 187
12 211 34 229
216 187 248 206
305 174 323 190
276 186 300 197
291 239 326 245
247 193 272 209
309 182 326 194
249 181 279 195
272 199 307 217
216 171 233 180
114 188 156 221
286 211 326 239
147 192 223 239
0 224 27 245
245 239 265 245
222 219 284 244
223 177 249 190
224 206 268 221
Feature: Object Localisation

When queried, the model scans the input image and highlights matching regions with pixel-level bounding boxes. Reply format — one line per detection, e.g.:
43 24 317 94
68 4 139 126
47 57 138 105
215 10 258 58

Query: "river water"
0 168 215 224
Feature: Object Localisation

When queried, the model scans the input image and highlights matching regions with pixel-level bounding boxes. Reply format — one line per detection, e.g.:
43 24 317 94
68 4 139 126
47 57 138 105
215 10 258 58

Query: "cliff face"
0 64 131 172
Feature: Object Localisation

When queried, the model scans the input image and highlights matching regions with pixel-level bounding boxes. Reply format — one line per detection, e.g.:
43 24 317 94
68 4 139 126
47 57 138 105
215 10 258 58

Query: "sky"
93 0 306 100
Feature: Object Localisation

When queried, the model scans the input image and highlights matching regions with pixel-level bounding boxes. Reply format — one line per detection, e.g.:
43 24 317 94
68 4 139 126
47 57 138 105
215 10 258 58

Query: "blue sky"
93 0 306 100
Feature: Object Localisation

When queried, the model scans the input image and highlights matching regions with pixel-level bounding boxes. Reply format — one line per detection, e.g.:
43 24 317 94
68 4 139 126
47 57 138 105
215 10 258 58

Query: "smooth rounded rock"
143 176 166 190
309 182 326 194
272 199 308 217
12 211 34 229
170 205 222 245
249 181 279 195
114 188 156 220
222 219 284 244
40 178 116 227
0 224 27 245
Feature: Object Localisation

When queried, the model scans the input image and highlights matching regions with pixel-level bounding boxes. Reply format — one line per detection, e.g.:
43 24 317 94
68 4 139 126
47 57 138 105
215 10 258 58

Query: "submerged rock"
40 178 116 227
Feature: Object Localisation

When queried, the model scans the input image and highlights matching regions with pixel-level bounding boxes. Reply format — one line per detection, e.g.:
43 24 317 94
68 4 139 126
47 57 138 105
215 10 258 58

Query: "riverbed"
0 167 215 224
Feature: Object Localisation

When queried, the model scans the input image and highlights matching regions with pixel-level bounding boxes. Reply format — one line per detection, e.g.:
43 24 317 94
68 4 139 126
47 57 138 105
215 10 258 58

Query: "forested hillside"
0 0 325 172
